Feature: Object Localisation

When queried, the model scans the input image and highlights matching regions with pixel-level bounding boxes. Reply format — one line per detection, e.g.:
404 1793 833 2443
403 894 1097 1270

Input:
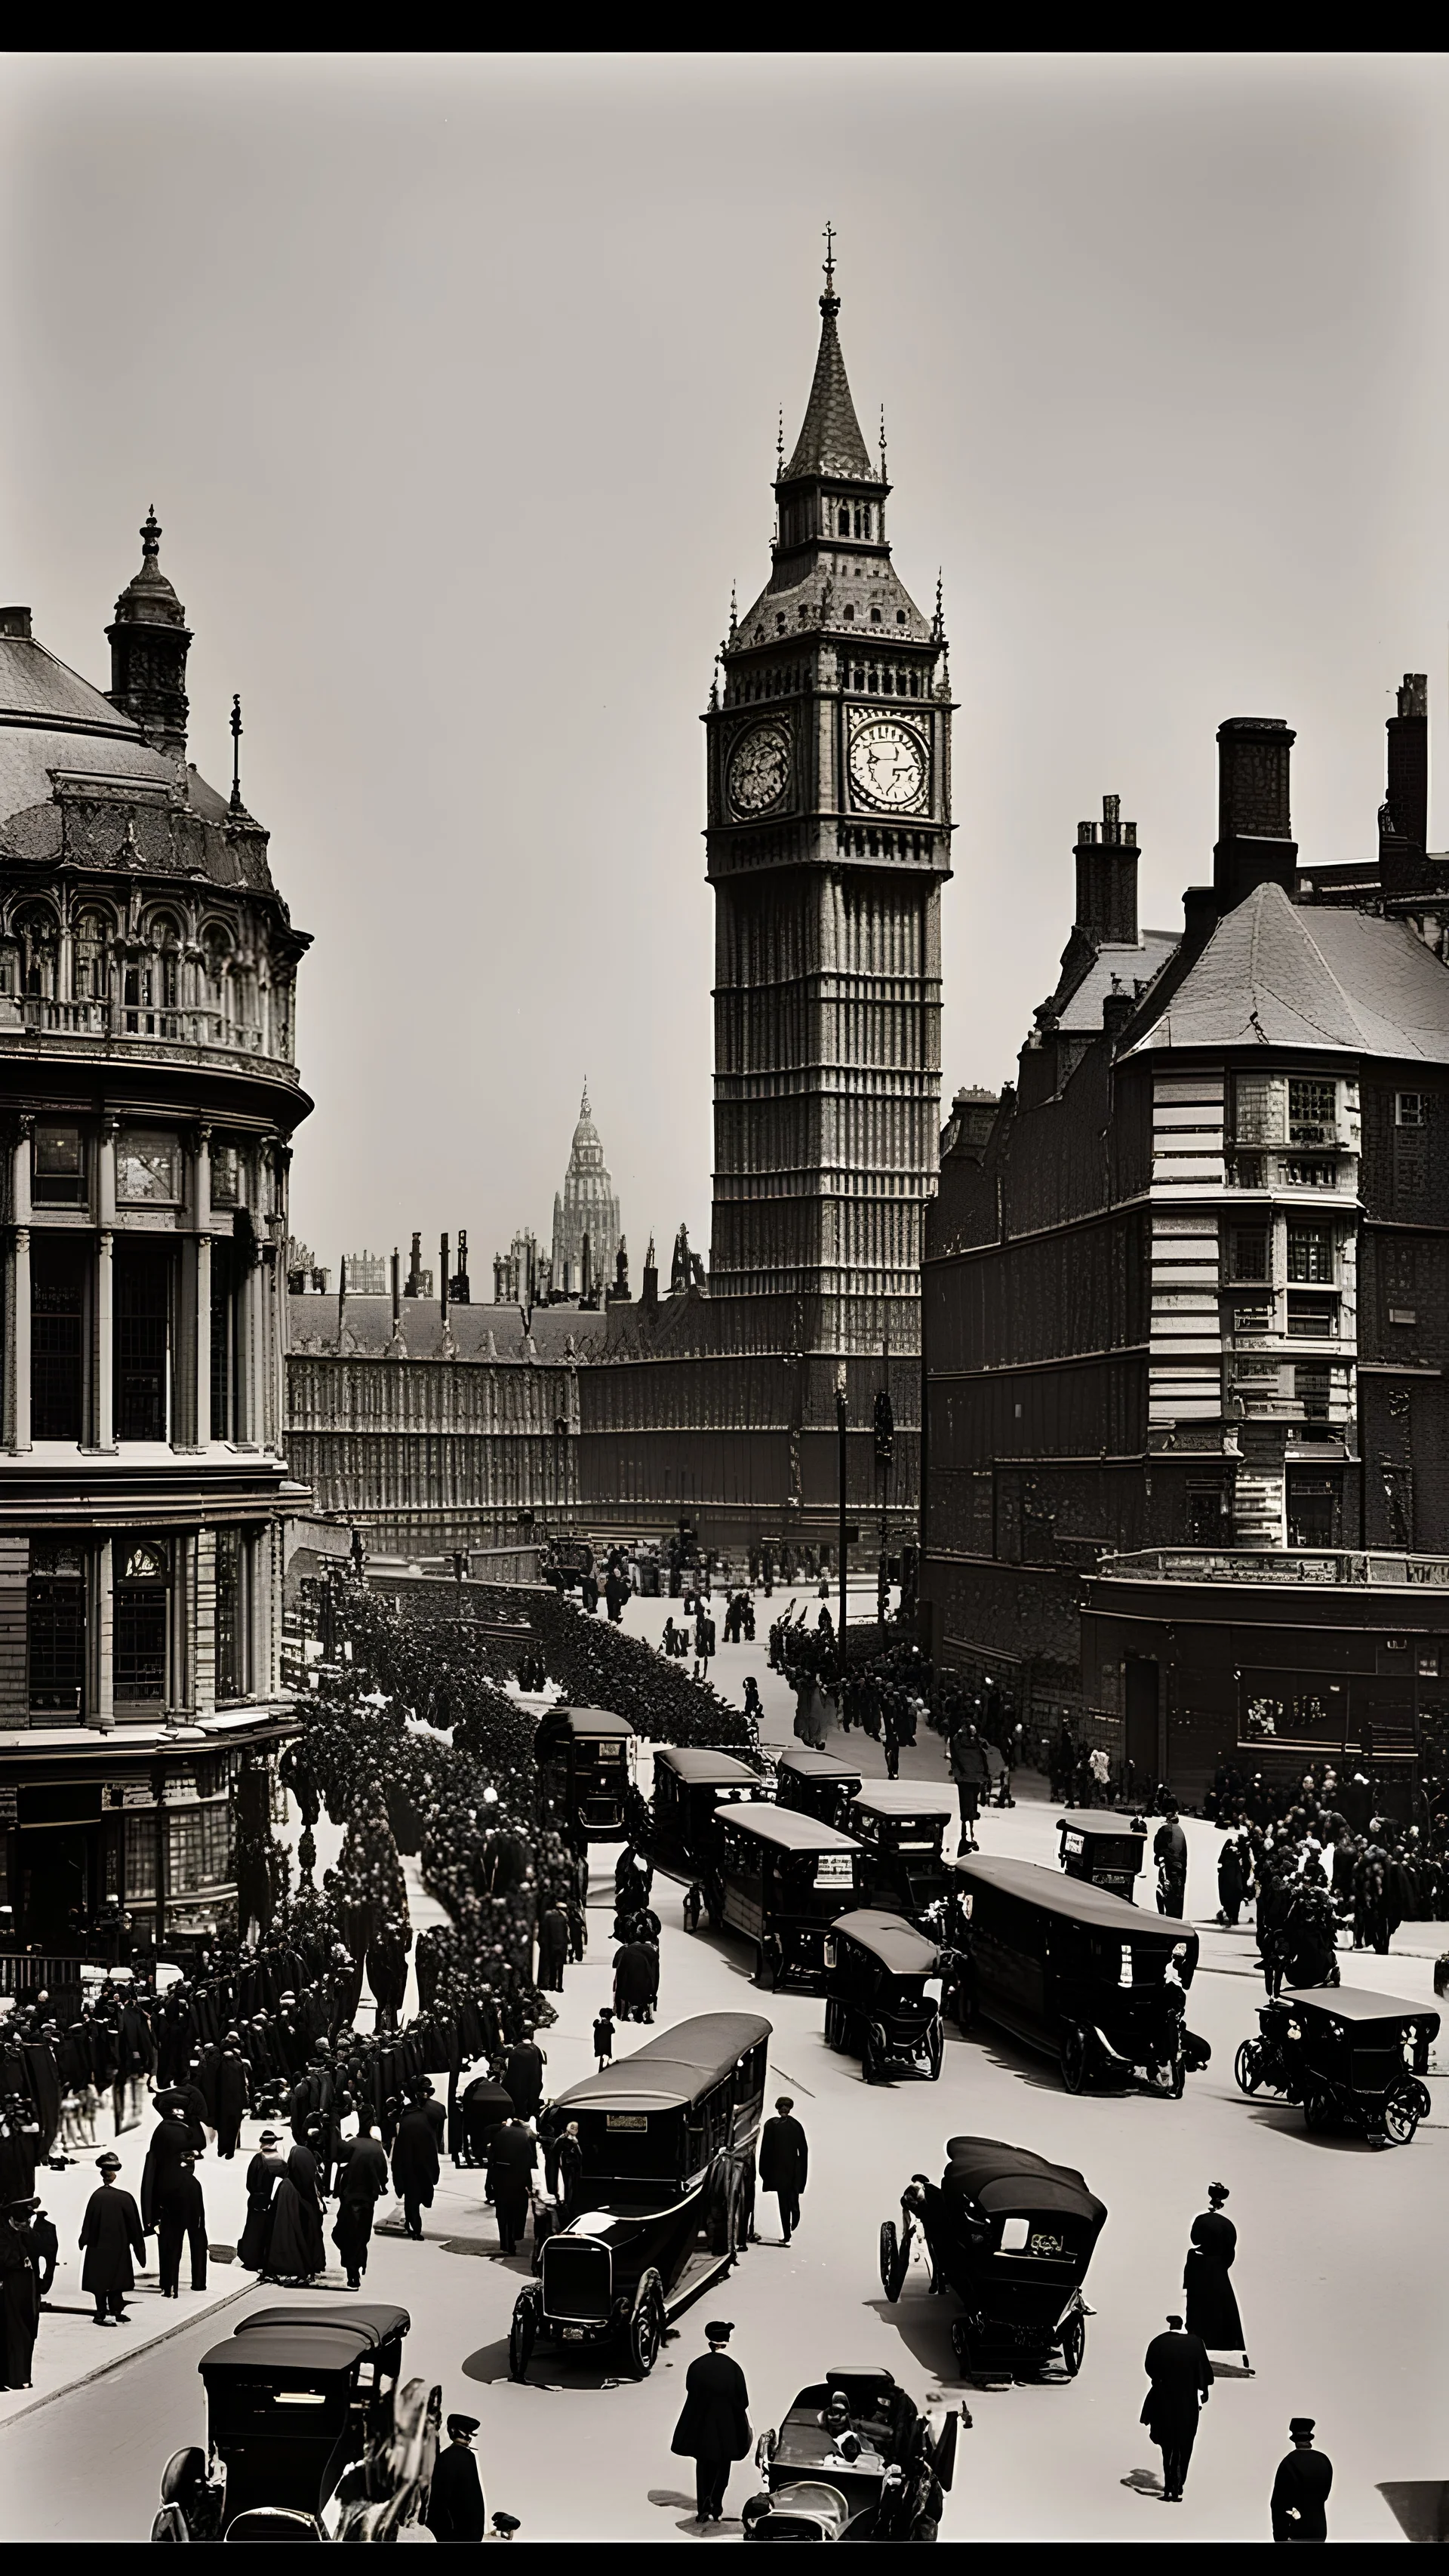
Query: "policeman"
426 2414 487 2544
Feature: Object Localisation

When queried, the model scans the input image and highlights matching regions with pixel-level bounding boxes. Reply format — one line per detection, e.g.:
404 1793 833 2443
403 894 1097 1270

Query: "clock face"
728 722 790 817
850 718 928 812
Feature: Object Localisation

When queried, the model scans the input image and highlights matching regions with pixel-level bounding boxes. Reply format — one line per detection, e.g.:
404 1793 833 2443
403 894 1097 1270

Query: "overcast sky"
4 54 1448 1281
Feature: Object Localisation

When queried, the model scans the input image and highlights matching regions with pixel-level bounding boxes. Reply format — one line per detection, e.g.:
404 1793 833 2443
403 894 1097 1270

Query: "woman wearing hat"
1183 2183 1251 2374
78 2150 145 2326
238 2131 288 2272
670 2321 752 2526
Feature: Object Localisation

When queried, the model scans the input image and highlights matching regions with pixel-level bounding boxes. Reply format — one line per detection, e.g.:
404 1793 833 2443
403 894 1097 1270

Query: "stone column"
94 1116 116 1451
194 1125 211 1448
91 1534 114 1731
171 1531 194 1714
10 1119 31 1452
248 1525 270 1701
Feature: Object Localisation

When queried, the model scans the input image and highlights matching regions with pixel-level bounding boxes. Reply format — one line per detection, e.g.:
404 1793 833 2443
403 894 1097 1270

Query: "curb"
0 2275 257 2434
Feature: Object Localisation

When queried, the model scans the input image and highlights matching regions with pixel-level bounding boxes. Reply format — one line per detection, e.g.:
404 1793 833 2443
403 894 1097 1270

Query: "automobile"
951 1854 1209 2097
774 1747 865 1833
535 1703 636 1841
709 1802 863 1991
1234 1986 1438 2147
879 2136 1108 2382
823 1909 945 2082
649 1745 761 1882
1055 1811 1146 1901
150 2304 441 2542
509 2011 771 2384
742 2368 961 2542
457 2074 517 2169
848 1781 958 1925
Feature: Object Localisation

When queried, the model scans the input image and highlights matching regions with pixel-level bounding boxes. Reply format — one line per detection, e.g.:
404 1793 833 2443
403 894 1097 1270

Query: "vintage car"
649 1745 761 1882
774 1747 865 1833
1055 1812 1146 1901
150 2304 441 2542
880 2137 1108 2381
1234 1986 1438 2147
743 2368 960 2542
952 1854 1209 2097
535 1703 635 1842
509 2011 770 2384
848 1781 958 1924
823 1909 945 2082
709 1802 863 1992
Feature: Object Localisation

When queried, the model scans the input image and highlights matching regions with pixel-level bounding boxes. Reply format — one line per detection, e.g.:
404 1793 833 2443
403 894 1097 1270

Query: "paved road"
3 1589 1438 2541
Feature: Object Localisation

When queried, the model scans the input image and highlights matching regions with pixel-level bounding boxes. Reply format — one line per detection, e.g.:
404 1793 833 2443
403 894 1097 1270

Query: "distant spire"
728 580 738 645
822 220 837 312
776 408 785 480
932 570 944 645
142 505 162 564
709 654 720 712
580 1077 590 1118
879 405 888 485
229 692 244 813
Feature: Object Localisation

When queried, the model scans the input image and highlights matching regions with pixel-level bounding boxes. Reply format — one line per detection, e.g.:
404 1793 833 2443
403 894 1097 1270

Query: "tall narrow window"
210 1241 234 1439
214 1526 244 1700
27 1539 85 1713
16 907 56 999
114 1241 171 1440
1287 1223 1334 1285
73 910 110 1004
32 1124 85 1208
115 1540 168 1703
31 1240 87 1439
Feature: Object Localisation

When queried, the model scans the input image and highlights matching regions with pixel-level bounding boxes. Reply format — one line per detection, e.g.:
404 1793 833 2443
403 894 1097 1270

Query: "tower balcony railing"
5 994 296 1076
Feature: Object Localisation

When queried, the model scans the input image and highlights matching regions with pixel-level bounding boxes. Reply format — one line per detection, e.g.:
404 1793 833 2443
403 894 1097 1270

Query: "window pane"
115 1244 170 1440
210 1242 232 1439
1288 1079 1336 1142
31 1241 86 1440
1235 1075 1276 1143
1287 1226 1333 1283
123 1811 156 1901
27 1574 85 1712
115 1547 167 1701
33 1125 85 1205
1230 1227 1269 1280
214 1528 243 1699
117 1130 178 1203
1396 1091 1427 1128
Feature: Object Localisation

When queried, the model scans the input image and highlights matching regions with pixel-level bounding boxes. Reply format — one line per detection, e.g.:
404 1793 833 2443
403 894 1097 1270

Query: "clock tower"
705 244 954 1371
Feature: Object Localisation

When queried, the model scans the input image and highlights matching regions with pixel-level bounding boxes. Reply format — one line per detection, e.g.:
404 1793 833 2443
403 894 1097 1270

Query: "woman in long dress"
1183 2181 1251 2373
263 2143 327 2282
238 2131 287 2271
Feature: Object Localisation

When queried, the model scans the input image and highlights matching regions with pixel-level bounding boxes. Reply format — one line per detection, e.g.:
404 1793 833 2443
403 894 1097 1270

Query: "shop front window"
168 1804 232 1891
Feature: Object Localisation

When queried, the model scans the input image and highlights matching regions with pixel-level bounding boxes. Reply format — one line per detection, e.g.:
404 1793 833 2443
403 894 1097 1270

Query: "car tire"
1060 2026 1088 2094
926 2014 945 2082
1060 2311 1086 2378
629 2279 664 2379
1234 2039 1263 2097
1384 2085 1420 2148
879 2219 901 2299
950 2316 974 2376
1169 2052 1186 2101
1302 2088 1335 2136
508 2290 539 2384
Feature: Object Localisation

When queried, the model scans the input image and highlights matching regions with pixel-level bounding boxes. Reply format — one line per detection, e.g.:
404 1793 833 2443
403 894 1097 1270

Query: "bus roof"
954 1853 1192 1940
832 1908 940 1974
851 1781 956 1821
1057 1811 1145 1840
560 2011 772 2114
654 1747 759 1786
776 1750 864 1784
537 1706 635 1741
718 1801 860 1854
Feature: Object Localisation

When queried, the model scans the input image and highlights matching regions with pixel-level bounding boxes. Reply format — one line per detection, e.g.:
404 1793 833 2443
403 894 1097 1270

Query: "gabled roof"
783 295 875 484
1130 880 1449 1064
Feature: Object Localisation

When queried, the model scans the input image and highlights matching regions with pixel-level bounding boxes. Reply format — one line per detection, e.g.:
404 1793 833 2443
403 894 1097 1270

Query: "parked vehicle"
823 1910 944 2082
536 1704 635 1841
710 1803 862 1991
743 2368 959 2542
849 1782 957 1924
1055 1812 1146 1901
649 1746 760 1881
879 2137 1107 2381
774 1747 864 1833
1234 1987 1438 2147
509 2012 771 2384
951 1855 1208 2096
151 2305 440 2542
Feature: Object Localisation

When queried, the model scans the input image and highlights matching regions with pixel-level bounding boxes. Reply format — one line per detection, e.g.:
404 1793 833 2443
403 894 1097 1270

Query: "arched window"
843 604 854 624
152 916 181 1014
73 909 111 1003
202 926 232 1036
16 906 57 999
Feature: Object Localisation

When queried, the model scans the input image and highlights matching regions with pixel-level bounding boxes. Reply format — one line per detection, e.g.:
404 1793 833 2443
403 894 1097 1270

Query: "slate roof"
1055 930 1179 1033
783 298 876 483
1130 881 1449 1064
288 1293 609 1362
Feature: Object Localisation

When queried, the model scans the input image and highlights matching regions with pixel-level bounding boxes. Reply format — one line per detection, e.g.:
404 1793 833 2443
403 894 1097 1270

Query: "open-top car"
742 2368 960 2543
150 2304 441 2543
823 1910 945 2082
509 2012 770 2384
1234 1986 1438 2147
848 1781 958 1925
880 2136 1107 2383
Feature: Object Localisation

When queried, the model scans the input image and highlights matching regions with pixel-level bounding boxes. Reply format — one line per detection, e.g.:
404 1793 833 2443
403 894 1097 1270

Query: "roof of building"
1131 881 1449 1063
1054 930 1179 1034
783 291 876 484
287 1294 609 1362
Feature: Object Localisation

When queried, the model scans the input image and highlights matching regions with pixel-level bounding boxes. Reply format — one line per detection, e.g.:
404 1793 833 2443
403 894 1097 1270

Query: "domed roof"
109 506 189 632
568 1083 606 1173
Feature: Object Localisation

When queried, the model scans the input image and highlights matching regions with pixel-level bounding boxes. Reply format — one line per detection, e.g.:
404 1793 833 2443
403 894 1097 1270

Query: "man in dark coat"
671 2320 751 2525
758 2097 809 2244
1154 1811 1189 1919
158 2154 208 2297
140 2107 195 2235
391 2090 441 2242
486 2116 537 2256
79 2150 146 2324
238 2129 288 2272
426 2414 488 2544
332 2107 389 2289
1141 2313 1211 2501
503 2034 546 2119
214 2036 250 2159
536 1905 569 1994
0 2196 41 2388
1271 2417 1332 2543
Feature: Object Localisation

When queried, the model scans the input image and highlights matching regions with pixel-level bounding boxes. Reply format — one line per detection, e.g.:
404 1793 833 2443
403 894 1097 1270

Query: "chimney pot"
0 607 32 641
1214 716 1297 909
1074 796 1139 945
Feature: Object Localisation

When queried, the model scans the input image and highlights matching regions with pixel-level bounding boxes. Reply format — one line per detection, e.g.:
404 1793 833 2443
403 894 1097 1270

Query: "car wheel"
1302 2088 1335 2136
629 2282 663 2379
508 2291 538 2384
1060 2311 1086 2379
926 2014 945 2082
1384 2085 1420 2147
1412 2079 1432 2122
1234 2039 1263 2097
1060 2026 1088 2094
950 2316 975 2375
1169 2051 1186 2101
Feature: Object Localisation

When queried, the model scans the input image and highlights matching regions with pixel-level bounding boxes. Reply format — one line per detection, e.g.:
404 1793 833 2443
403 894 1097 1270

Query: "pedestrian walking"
671 2319 752 2526
157 2153 208 2297
592 2008 615 2071
1140 2313 1211 2503
1184 2183 1251 2373
682 1882 703 1935
78 2149 145 2325
392 2086 441 2241
883 1701 900 1781
1271 2418 1332 2544
1154 1808 1189 1919
503 2032 546 2119
332 2107 389 2289
947 1722 989 1854
214 2035 250 2159
758 2095 808 2244
263 2144 326 2284
0 2196 40 2389
238 2128 287 2272
487 2115 537 2256
537 1904 569 1994
426 2413 488 2544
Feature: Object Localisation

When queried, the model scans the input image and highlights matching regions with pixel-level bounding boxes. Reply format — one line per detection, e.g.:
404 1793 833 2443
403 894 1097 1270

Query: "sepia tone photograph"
0 48 1447 2546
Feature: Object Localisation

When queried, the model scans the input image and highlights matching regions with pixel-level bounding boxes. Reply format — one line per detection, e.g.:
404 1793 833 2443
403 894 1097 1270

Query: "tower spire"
822 220 837 311
782 231 873 485
229 693 244 814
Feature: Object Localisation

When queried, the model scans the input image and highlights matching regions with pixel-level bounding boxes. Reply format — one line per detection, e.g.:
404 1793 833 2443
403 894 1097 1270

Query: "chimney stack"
1213 717 1297 912
1380 673 1429 897
1074 793 1139 946
0 608 32 641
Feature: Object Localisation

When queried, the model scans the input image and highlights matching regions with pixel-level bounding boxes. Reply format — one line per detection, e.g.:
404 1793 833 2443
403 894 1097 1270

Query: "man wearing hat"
78 2150 146 2326
1140 2312 1211 2502
758 2097 809 2245
0 2195 41 2389
1271 2419 1332 2543
157 2151 208 2299
671 2320 752 2525
425 2412 488 2543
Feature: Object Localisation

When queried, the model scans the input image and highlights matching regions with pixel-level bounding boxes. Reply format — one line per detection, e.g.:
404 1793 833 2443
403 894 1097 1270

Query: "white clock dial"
728 723 790 817
849 718 928 812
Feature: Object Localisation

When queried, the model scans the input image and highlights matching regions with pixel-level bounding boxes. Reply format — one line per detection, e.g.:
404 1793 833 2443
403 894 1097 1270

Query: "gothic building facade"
550 1086 620 1301
0 519 311 1952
